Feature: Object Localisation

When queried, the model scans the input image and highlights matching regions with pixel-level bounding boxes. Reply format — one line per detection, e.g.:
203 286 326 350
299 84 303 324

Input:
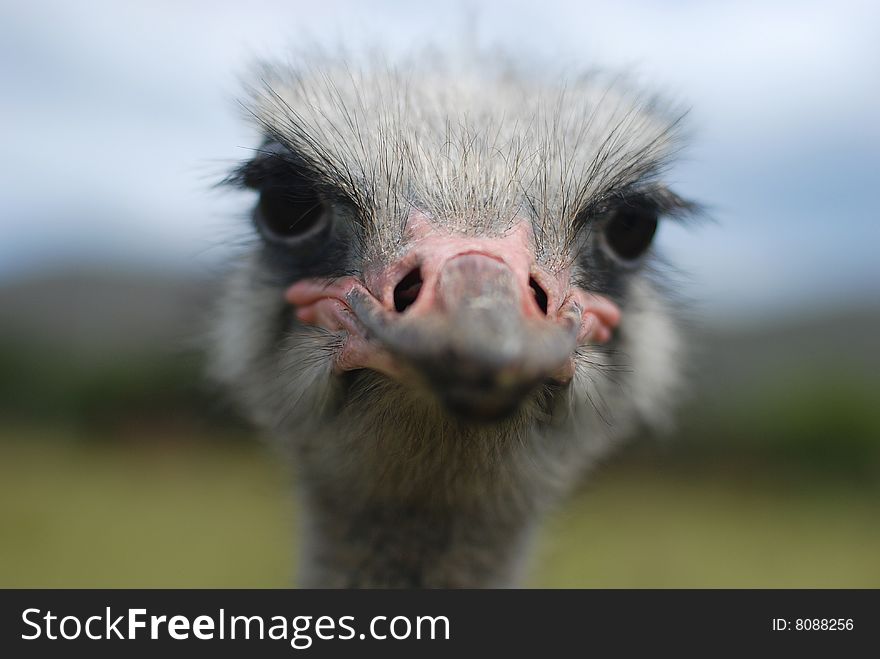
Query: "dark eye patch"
572 184 695 270
602 200 658 262
256 186 327 241
233 144 333 244
227 143 354 285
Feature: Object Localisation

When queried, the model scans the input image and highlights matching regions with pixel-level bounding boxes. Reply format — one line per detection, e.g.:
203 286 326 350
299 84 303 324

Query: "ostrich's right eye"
255 187 329 242
601 202 658 263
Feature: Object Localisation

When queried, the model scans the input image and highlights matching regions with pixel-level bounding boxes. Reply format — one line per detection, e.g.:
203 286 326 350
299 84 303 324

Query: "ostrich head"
211 60 694 587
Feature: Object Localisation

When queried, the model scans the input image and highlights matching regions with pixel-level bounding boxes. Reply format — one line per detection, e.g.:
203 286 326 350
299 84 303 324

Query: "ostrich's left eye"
602 203 658 262
255 186 329 242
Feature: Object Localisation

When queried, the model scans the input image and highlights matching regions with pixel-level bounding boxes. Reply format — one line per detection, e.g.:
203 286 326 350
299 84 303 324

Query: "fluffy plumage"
211 56 694 587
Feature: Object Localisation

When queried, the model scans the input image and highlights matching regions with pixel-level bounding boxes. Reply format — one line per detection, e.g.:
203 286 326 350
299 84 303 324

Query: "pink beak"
286 217 620 420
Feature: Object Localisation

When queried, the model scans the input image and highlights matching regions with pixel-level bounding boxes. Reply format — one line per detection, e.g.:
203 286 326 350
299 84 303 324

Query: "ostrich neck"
297 489 537 588
292 406 554 588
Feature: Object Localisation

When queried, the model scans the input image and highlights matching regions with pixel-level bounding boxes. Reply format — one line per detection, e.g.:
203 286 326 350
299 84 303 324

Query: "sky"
1 0 878 319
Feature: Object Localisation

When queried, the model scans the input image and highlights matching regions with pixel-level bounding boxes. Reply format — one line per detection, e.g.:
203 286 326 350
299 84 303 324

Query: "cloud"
1 0 877 314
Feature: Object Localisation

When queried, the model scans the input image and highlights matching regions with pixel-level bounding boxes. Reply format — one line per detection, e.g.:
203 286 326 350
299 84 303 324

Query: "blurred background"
1 0 878 587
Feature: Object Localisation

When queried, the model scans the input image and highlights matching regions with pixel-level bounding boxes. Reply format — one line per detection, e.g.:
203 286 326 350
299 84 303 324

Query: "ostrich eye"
255 187 328 242
602 203 658 262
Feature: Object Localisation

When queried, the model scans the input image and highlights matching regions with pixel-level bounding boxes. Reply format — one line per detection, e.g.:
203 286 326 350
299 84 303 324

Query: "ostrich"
211 59 694 587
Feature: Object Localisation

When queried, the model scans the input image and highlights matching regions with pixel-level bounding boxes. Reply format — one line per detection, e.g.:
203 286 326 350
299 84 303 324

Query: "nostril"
393 267 423 313
529 277 548 315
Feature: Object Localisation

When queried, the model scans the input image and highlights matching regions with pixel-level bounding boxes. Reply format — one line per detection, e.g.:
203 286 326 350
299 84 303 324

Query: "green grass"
0 436 294 588
1 435 878 588
534 467 880 587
